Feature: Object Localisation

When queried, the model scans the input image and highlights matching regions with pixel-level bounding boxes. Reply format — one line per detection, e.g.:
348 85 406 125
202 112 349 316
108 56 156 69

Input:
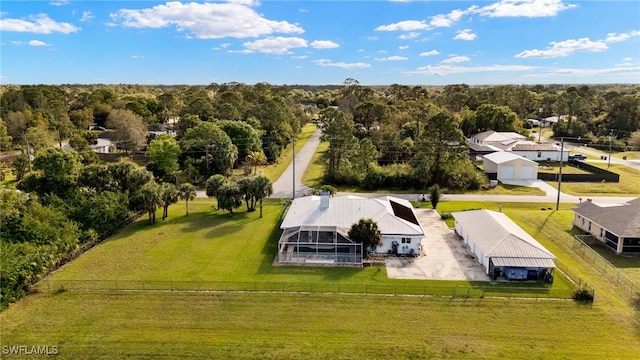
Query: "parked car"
569 154 587 160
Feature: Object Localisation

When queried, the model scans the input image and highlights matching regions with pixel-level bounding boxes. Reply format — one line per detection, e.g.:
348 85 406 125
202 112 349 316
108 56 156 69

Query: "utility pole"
24 137 33 172
556 137 564 211
608 130 613 169
292 135 296 199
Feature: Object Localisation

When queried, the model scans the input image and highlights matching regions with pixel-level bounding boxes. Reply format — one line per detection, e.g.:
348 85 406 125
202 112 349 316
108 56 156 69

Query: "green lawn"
547 163 640 196
49 198 567 295
301 140 328 188
615 151 640 160
2 291 639 360
3 199 639 359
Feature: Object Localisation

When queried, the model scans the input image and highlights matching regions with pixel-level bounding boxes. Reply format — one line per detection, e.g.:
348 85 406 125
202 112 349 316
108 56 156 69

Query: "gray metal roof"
573 198 640 237
281 195 425 237
483 151 538 165
452 210 556 267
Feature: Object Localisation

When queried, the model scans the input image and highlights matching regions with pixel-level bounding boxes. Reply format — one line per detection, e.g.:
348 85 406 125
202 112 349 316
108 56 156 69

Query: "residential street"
270 128 321 198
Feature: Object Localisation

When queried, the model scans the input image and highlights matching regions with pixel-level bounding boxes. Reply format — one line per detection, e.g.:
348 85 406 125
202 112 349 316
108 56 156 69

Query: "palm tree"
249 150 267 175
137 182 162 225
348 218 382 258
205 174 226 210
250 176 273 218
179 183 197 216
159 182 179 220
217 183 242 216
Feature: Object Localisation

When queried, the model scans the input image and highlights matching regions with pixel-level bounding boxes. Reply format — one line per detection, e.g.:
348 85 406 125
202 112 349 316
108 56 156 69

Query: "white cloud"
0 13 80 34
441 55 470 64
311 40 339 49
398 45 409 50
376 1 574 35
398 32 420 40
454 29 476 40
522 65 640 80
375 56 408 61
28 40 50 46
242 36 307 54
313 59 371 69
623 57 633 62
419 50 440 57
131 55 144 59
605 30 640 43
474 0 577 18
375 20 431 32
111 1 304 39
515 38 608 58
298 8 309 13
292 55 308 59
409 64 536 76
49 0 70 6
80 11 94 22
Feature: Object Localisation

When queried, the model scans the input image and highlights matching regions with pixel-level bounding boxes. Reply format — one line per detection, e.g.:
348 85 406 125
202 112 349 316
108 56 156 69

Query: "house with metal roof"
277 194 425 266
572 198 640 254
452 209 556 282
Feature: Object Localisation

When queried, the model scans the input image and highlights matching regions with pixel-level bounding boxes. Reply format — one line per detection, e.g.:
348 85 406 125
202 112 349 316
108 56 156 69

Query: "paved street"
270 128 321 198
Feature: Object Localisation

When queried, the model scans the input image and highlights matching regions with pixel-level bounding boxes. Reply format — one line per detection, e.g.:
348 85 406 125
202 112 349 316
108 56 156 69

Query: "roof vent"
320 191 330 210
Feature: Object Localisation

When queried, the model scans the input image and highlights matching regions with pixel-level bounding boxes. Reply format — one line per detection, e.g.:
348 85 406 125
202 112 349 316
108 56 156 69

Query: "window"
588 221 591 231
401 238 411 244
537 151 542 158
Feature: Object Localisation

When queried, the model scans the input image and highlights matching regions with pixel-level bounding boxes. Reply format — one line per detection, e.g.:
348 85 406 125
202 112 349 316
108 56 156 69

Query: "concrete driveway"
386 208 489 281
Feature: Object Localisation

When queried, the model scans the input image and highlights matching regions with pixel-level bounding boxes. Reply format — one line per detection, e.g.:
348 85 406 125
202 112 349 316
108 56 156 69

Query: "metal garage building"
452 210 556 282
483 152 538 181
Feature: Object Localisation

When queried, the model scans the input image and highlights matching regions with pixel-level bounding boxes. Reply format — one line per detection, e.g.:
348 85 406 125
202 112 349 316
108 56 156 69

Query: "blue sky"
1 0 639 85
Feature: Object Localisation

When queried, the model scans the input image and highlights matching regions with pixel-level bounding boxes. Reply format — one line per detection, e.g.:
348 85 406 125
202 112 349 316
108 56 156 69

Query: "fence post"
481 286 485 298
452 286 456 298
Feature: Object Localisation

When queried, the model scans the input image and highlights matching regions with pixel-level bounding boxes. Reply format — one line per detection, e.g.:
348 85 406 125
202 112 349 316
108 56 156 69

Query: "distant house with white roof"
277 194 425 266
452 209 556 282
469 130 568 162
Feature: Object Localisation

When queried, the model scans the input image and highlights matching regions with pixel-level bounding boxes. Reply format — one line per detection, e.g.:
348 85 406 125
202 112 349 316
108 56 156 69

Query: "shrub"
573 288 594 302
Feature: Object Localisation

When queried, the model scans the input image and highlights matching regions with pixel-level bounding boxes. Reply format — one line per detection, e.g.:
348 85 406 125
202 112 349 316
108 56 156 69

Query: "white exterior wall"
376 235 422 255
496 160 538 180
456 220 490 274
483 160 499 173
513 150 569 162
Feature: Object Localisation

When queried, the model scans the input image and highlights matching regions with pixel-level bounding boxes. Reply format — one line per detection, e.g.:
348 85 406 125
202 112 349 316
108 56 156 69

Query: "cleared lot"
386 208 489 281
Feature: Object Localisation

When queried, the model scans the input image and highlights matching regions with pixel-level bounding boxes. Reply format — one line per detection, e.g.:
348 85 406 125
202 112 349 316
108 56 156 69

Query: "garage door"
520 166 534 179
499 166 514 179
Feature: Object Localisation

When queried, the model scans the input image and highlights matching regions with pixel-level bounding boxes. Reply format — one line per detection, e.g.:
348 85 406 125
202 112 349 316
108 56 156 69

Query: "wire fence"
36 279 578 300
572 235 638 301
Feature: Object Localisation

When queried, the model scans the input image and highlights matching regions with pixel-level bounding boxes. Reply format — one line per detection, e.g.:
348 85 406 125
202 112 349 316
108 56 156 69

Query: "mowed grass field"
2 199 639 359
3 291 640 359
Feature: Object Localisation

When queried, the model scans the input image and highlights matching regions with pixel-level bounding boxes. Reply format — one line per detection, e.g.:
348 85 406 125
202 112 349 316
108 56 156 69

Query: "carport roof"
452 210 556 267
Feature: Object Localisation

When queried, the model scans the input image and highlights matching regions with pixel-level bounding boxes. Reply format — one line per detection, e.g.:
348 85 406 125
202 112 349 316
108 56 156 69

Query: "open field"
2 199 639 359
615 151 640 160
2 291 639 360
546 163 640 196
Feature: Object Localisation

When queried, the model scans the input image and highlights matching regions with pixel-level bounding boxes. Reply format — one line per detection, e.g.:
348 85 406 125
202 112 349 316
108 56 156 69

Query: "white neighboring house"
483 152 538 181
277 194 425 266
470 130 568 162
470 130 526 145
64 138 114 153
452 210 556 282
510 143 569 162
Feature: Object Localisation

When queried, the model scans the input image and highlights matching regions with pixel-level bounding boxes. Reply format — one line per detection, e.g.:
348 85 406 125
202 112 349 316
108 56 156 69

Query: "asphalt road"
270 128 321 198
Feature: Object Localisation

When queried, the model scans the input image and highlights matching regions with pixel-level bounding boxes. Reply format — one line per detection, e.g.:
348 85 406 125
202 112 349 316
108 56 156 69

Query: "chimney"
319 191 330 210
